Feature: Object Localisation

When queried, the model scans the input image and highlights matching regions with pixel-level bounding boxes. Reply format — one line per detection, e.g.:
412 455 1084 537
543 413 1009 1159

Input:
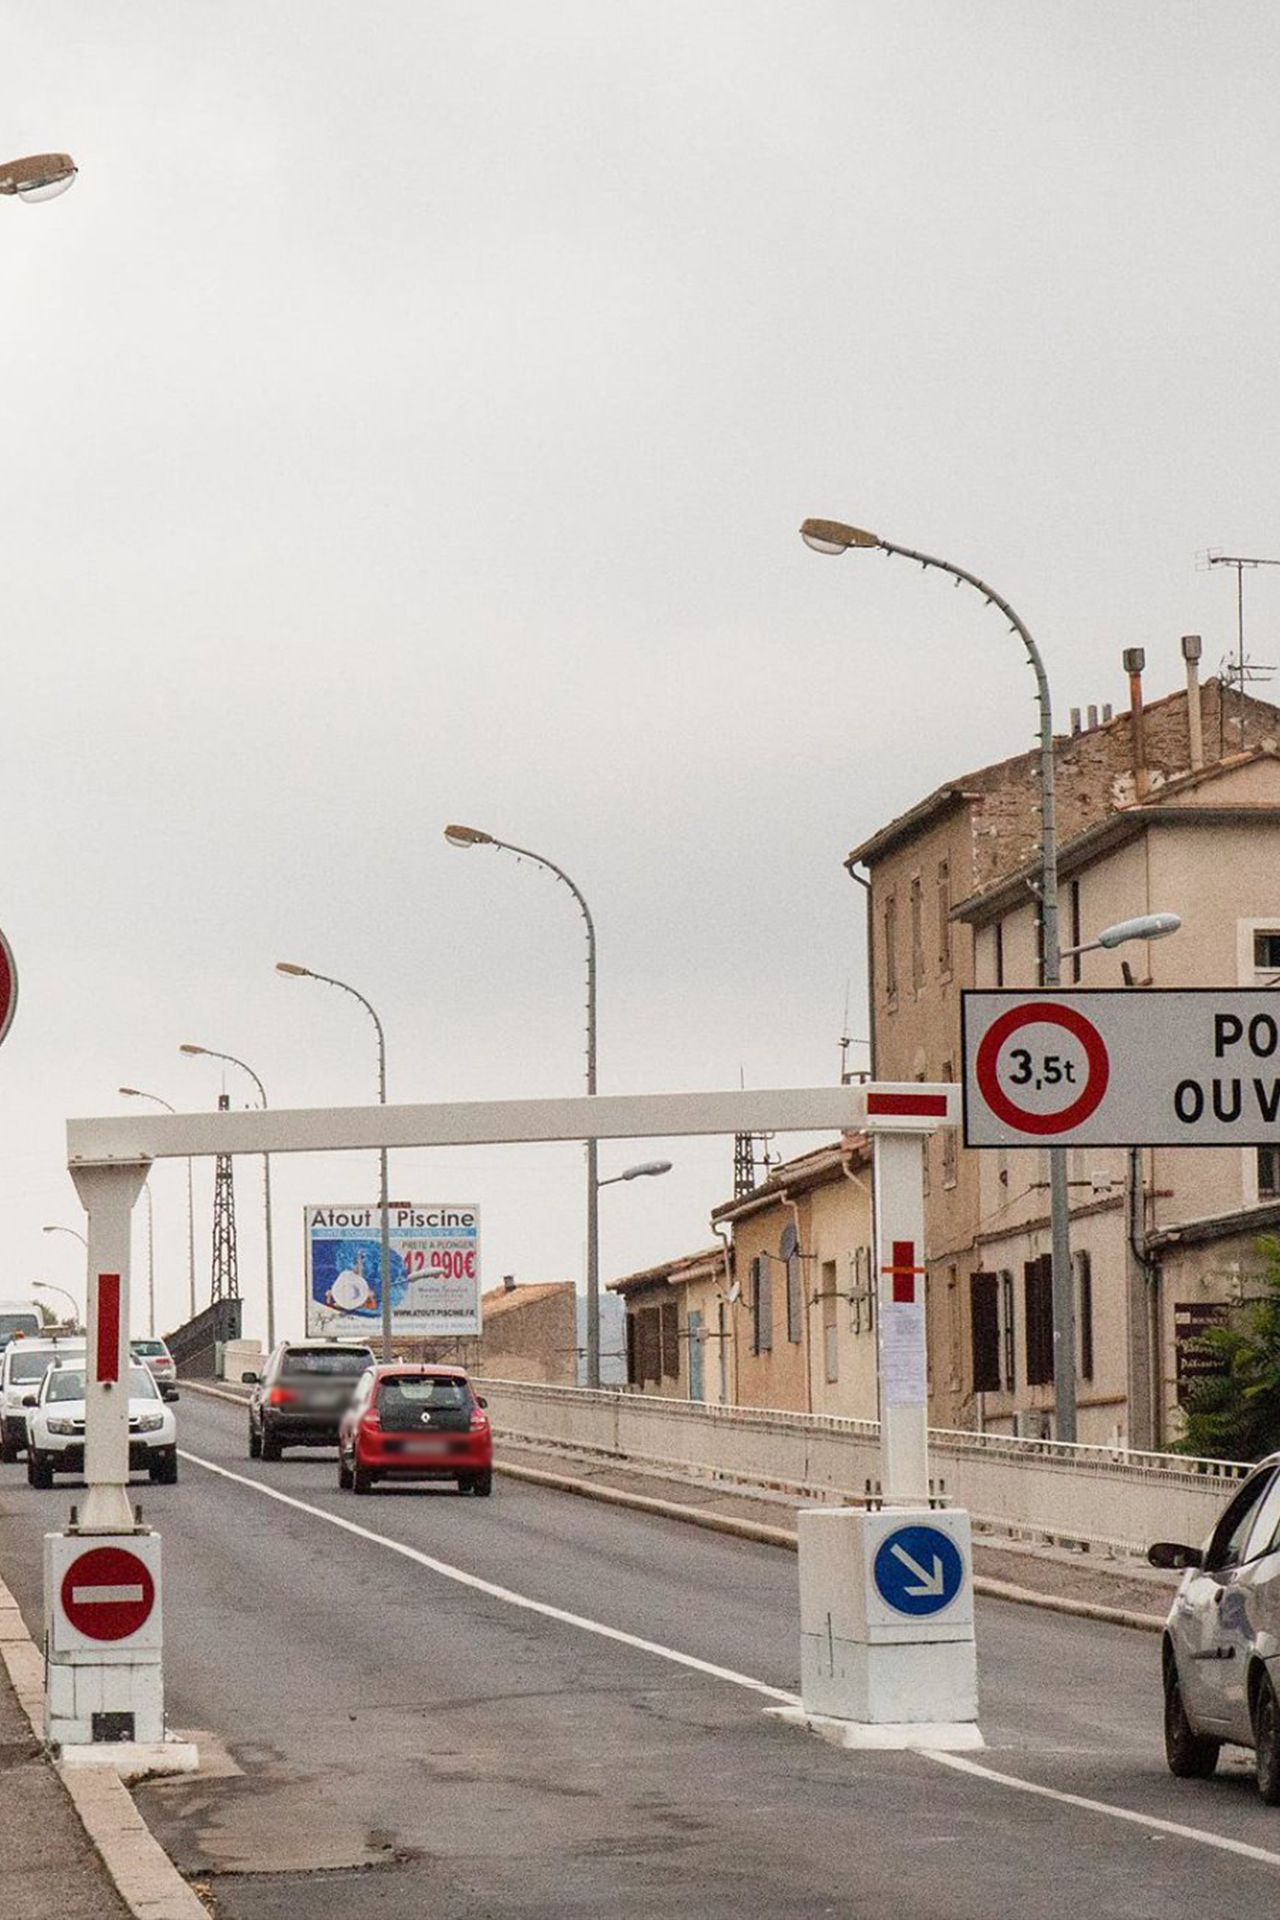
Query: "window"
783 1229 803 1344
634 1306 662 1384
884 894 899 1002
821 1261 838 1383
1024 1254 1054 1386
970 1272 1000 1393
687 1311 704 1402
1076 1250 1094 1383
1255 932 1280 973
937 860 952 972
1069 881 1082 985
752 1255 772 1354
910 876 925 991
942 1060 957 1185
1259 1146 1280 1197
1204 1467 1278 1573
1000 1270 1015 1392
660 1300 680 1379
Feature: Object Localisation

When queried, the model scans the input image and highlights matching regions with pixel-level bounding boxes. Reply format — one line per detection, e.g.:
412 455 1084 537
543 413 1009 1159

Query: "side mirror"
242 1372 259 1385
1148 1541 1203 1571
477 1396 488 1409
163 1387 180 1403
21 1393 36 1408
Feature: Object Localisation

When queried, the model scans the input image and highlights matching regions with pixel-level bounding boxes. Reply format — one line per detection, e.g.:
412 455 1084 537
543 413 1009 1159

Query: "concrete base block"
768 1704 985 1752
57 1735 200 1782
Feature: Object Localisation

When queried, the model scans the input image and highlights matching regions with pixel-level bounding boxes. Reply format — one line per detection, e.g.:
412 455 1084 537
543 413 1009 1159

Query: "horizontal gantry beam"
67 1084 958 1167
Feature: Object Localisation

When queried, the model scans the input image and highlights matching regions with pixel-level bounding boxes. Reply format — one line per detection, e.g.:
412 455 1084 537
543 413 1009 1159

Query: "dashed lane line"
179 1447 1280 1873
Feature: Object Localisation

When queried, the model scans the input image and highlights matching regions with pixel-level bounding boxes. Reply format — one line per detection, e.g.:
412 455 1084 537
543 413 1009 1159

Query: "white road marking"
929 1751 1280 1870
70 1583 144 1605
180 1444 1280 1872
177 1450 800 1706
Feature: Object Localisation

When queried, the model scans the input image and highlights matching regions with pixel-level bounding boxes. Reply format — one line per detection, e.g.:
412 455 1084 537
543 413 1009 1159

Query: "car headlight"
46 1418 77 1435
136 1413 164 1433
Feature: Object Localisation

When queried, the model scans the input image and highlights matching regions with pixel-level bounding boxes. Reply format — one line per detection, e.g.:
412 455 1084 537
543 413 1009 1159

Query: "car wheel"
471 1468 493 1499
456 1473 474 1494
0 1426 18 1466
149 1449 178 1486
261 1429 283 1462
1164 1665 1220 1779
1255 1674 1280 1804
248 1421 262 1460
338 1451 354 1491
353 1466 374 1495
27 1449 54 1491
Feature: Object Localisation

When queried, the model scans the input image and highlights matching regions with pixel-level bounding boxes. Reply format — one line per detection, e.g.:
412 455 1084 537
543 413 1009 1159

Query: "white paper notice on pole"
881 1301 927 1406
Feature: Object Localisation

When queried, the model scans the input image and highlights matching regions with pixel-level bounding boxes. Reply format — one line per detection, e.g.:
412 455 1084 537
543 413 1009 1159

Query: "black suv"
247 1342 376 1460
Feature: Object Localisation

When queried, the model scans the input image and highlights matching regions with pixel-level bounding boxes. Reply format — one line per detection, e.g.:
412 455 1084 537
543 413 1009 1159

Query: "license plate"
409 1436 448 1453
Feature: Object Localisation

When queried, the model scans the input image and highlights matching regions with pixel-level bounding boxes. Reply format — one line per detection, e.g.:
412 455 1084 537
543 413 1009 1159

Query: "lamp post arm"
302 970 387 1105
488 839 597 1092
878 538 1059 982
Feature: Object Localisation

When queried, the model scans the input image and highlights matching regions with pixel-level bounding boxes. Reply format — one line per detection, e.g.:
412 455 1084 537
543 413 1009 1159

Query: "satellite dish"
726 1281 742 1304
780 1223 799 1261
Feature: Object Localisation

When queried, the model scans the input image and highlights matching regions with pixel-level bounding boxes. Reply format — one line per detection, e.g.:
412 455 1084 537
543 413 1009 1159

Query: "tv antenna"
838 978 869 1085
1198 550 1280 749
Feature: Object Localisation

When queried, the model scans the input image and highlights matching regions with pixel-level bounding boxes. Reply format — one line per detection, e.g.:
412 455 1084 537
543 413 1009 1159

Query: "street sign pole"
872 1130 929 1506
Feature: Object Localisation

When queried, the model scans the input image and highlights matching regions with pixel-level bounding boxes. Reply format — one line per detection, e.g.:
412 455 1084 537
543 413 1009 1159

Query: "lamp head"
800 517 881 556
275 962 312 977
118 1086 143 1098
0 153 77 200
179 1044 207 1057
1095 912 1182 950
620 1160 674 1181
444 824 494 848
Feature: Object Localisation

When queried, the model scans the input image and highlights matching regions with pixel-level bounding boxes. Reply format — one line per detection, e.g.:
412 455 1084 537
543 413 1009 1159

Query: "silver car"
1151 1455 1280 1802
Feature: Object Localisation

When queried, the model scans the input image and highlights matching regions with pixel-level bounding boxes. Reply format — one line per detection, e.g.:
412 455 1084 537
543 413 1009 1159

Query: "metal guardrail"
476 1379 1250 1557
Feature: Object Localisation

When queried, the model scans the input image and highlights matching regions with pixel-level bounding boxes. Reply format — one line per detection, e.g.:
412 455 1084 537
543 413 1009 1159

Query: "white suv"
0 1338 86 1462
26 1362 177 1489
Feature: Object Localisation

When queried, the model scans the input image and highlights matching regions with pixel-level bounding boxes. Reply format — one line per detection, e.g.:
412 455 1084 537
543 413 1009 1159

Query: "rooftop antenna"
732 1066 776 1196
1198 550 1280 750
838 978 871 1085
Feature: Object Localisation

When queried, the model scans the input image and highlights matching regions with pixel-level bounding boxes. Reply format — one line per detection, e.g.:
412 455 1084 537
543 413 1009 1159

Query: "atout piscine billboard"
304 1203 481 1339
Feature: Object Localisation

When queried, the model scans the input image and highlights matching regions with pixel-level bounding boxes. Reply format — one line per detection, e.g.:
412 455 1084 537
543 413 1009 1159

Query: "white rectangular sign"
963 990 1280 1147
305 1203 481 1338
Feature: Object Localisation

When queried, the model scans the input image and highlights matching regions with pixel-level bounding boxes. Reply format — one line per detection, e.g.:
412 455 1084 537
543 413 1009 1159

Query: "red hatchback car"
338 1365 493 1496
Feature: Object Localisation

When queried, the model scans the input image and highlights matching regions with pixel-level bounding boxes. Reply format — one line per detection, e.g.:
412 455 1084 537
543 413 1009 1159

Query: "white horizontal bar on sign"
67 1084 952 1167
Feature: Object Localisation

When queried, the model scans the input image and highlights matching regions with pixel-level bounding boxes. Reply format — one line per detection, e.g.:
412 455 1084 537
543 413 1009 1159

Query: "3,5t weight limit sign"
963 991 1280 1148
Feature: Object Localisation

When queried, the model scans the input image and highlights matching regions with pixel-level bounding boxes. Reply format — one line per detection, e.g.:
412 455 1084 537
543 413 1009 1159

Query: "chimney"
502 1273 517 1293
1123 648 1148 797
1102 704 1113 723
1070 707 1082 735
1182 634 1204 770
1087 704 1098 730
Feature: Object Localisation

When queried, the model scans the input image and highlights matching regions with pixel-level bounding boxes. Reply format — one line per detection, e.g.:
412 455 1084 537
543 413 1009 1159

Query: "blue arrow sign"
872 1524 965 1617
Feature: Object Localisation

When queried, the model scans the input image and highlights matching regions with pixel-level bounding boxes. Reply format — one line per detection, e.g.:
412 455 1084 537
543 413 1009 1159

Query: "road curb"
0 1570 207 1920
181 1379 1166 1633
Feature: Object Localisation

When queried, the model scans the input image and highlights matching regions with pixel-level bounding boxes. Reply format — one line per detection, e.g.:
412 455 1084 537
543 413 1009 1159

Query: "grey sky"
2 2 1278 1341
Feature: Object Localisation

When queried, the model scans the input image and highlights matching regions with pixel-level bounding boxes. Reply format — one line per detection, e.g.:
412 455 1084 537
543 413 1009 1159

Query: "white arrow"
890 1542 945 1597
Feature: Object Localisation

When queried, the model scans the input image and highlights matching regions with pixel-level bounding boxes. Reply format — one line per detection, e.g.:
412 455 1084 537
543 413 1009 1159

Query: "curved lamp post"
277 963 392 1361
120 1089 196 1318
180 1044 276 1351
445 824 603 1383
0 153 77 202
801 517 1083 1435
33 1280 79 1328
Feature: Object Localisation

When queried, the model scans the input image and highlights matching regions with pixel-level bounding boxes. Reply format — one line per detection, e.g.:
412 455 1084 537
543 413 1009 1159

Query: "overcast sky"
2 2 1278 1344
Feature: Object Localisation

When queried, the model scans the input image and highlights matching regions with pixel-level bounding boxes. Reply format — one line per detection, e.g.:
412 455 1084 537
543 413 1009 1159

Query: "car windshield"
10 1347 83 1383
46 1365 157 1403
378 1377 472 1412
132 1341 167 1357
281 1349 373 1377
0 1314 40 1343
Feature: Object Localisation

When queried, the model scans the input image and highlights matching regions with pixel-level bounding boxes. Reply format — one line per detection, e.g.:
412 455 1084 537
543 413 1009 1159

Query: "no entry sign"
963 990 1280 1147
60 1544 155 1642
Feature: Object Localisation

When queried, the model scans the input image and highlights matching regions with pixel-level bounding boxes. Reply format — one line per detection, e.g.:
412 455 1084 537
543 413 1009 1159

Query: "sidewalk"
0 1643 133 1920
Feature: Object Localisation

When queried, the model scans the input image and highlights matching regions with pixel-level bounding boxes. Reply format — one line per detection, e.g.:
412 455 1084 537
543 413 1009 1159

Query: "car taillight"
268 1386 297 1406
469 1410 489 1431
360 1410 381 1430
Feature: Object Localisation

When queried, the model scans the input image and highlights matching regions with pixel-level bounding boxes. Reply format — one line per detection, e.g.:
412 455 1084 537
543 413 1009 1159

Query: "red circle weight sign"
974 1001 1110 1137
61 1545 155 1642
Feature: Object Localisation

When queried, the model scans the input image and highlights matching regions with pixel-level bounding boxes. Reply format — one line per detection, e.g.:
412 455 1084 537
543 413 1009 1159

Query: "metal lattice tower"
209 1093 240 1303
733 1131 756 1199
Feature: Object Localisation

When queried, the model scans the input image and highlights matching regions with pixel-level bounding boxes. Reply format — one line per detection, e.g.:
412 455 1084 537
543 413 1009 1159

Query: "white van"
0 1336 86 1461
0 1301 43 1350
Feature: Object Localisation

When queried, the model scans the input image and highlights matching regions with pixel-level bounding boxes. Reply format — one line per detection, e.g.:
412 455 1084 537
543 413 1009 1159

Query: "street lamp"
801 515 1084 1438
119 1089 196 1319
1062 912 1181 958
0 152 77 202
32 1280 79 1328
181 1044 276 1351
43 1223 86 1247
445 823 603 1384
276 963 392 1361
598 1160 673 1187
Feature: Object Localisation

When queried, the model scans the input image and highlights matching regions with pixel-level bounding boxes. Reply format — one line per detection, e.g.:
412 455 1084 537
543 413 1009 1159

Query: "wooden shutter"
1077 1251 1093 1383
782 1224 802 1344
1024 1256 1054 1386
660 1301 680 1379
626 1312 638 1386
970 1272 1000 1394
753 1254 773 1354
639 1307 661 1384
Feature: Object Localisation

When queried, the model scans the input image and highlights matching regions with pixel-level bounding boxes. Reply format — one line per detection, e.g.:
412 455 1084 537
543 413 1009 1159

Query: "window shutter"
626 1312 638 1386
640 1307 661 1384
660 1301 680 1379
1024 1256 1054 1386
753 1254 773 1353
970 1272 1000 1393
1077 1250 1094 1383
781 1224 802 1344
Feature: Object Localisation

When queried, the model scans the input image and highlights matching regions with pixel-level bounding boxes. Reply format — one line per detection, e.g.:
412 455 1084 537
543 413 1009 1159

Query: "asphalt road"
1 1390 1279 1918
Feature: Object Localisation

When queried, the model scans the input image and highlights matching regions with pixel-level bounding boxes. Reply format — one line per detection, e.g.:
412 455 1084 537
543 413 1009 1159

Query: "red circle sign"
0 927 17 1050
974 1001 1110 1136
61 1545 155 1642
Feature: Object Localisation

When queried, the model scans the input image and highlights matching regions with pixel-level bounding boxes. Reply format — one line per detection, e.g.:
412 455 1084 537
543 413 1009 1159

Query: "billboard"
304 1203 481 1339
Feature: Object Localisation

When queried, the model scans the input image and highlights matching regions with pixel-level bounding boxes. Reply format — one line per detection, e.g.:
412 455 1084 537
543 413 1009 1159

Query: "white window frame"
1237 917 1280 1205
